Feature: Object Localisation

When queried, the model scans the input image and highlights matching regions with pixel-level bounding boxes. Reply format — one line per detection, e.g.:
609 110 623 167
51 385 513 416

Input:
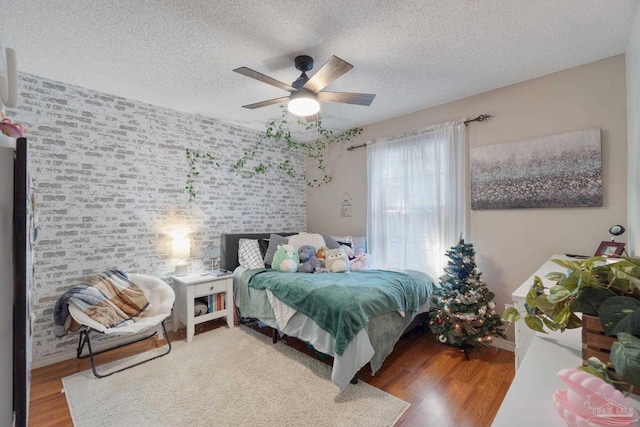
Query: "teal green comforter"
248 269 431 355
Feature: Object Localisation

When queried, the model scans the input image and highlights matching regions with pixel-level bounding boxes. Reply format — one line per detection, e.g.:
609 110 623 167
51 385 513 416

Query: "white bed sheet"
259 311 375 391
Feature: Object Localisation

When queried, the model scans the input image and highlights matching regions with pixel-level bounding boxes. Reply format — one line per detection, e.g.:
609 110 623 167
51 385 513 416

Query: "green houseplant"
502 256 640 390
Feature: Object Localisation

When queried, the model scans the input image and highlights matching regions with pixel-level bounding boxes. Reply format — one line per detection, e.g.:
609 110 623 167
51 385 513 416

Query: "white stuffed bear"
325 248 351 273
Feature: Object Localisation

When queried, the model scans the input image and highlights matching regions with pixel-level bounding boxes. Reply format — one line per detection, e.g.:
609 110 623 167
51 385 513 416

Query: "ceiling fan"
233 55 375 117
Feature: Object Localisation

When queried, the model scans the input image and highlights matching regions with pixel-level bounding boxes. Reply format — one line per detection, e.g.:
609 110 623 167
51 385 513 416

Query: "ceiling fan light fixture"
287 90 320 117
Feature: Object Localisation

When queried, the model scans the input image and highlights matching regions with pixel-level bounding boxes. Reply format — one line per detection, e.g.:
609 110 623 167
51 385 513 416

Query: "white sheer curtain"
367 120 466 279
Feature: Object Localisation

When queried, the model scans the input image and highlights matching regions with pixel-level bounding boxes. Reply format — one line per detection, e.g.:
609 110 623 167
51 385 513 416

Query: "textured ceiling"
0 0 638 138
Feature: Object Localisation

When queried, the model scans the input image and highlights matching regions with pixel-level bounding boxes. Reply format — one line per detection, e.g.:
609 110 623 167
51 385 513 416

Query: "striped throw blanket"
53 270 150 336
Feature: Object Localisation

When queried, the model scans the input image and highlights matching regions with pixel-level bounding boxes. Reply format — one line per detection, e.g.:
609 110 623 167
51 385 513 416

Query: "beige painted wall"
307 55 628 341
627 10 640 256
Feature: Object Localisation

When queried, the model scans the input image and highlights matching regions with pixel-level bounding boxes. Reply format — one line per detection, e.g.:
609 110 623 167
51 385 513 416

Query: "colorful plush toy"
298 245 321 273
272 244 300 273
325 248 351 273
350 253 371 271
340 244 355 260
316 247 328 266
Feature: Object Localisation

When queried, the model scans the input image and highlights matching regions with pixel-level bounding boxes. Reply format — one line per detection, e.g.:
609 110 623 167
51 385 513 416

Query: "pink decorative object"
350 253 371 271
0 118 24 138
553 369 637 426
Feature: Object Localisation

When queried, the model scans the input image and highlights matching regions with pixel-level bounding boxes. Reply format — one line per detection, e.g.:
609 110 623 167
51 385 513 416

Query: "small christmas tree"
429 239 506 358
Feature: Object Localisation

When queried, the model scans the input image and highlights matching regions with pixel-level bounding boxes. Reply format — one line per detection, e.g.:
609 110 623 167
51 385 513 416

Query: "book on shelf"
202 293 225 313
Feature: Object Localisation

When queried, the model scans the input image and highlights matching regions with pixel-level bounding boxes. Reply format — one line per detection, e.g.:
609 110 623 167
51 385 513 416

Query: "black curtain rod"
464 114 492 125
346 114 492 151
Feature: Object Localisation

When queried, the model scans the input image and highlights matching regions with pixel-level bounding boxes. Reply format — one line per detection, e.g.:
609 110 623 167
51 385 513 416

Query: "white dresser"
511 254 572 370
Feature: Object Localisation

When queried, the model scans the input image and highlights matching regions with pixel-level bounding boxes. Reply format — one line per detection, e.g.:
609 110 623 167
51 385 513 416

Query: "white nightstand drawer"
194 280 227 296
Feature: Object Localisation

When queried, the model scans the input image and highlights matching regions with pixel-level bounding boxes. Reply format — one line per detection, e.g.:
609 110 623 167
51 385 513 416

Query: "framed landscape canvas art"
470 128 602 210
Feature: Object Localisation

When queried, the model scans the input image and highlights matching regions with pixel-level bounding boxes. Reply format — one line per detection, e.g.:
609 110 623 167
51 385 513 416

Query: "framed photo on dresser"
594 241 625 257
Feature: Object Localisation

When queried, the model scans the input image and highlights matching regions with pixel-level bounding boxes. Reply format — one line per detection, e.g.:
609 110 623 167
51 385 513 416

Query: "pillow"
288 232 326 250
321 234 340 249
331 235 353 248
238 239 265 269
263 234 289 267
352 236 367 255
257 238 270 259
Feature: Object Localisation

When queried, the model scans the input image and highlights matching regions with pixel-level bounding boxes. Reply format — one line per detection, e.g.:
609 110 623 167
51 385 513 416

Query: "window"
367 121 466 279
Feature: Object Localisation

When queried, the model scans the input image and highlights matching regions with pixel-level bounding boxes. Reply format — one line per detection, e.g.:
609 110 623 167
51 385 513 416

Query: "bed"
220 232 434 390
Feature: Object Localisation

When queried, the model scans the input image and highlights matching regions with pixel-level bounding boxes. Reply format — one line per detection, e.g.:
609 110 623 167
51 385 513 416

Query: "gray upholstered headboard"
220 232 296 271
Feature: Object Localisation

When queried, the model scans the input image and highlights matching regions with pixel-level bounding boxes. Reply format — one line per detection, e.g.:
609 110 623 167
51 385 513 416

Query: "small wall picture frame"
594 241 625 257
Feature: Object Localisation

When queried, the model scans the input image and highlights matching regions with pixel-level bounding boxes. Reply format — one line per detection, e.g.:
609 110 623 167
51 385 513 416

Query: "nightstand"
172 273 234 342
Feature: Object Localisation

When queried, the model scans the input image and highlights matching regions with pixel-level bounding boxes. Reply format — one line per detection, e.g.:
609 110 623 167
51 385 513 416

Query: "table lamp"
173 237 191 276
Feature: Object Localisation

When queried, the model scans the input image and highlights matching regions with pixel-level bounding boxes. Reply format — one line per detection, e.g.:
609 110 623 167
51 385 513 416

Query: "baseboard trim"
31 323 173 370
490 337 515 353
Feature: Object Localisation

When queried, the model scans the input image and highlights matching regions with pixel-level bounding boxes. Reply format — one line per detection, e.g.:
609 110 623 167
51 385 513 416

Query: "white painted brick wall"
7 73 306 363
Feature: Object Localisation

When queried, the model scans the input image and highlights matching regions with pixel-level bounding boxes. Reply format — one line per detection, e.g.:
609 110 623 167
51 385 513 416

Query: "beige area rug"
62 326 409 427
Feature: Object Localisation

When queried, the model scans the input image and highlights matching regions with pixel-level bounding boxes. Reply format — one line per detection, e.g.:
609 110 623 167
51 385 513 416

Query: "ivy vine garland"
185 108 362 201
184 149 220 202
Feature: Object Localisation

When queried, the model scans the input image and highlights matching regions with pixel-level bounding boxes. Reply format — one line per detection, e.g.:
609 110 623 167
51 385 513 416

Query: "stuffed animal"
339 244 355 260
325 248 351 273
350 253 371 271
271 244 300 273
298 245 321 273
316 247 328 267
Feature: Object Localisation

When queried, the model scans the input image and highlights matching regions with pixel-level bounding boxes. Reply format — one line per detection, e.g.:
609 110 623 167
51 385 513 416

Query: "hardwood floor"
28 320 514 426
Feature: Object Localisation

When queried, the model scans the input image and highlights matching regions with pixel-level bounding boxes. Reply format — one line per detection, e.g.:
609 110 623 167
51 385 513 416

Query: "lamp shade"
172 237 191 259
288 89 320 117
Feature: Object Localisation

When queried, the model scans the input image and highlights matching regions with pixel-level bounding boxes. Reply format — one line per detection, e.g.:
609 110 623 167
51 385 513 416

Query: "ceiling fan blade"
317 91 376 106
303 56 353 93
233 67 296 92
241 96 289 109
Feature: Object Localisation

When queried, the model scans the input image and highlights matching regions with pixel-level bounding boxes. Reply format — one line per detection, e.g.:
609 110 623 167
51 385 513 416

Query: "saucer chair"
69 273 175 378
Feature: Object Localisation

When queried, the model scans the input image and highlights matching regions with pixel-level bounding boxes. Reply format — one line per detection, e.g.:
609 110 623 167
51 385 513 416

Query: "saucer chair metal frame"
69 273 175 378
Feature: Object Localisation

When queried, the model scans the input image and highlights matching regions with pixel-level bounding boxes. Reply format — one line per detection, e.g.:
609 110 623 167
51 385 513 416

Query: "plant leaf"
578 357 612 382
547 285 571 303
542 318 559 331
566 313 582 329
620 257 640 267
525 315 546 333
546 272 567 282
526 277 544 308
599 296 640 336
551 259 583 271
611 333 640 387
570 287 614 316
535 294 556 317
609 264 640 292
526 289 538 309
577 365 609 382
531 276 544 292
501 307 521 323
553 304 571 326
